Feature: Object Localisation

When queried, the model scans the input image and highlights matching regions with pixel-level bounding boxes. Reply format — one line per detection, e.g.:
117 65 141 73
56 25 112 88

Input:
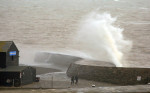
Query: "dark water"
0 0 150 67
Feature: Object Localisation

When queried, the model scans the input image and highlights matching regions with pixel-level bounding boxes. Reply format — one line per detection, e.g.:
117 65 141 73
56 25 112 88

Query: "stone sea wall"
67 60 150 85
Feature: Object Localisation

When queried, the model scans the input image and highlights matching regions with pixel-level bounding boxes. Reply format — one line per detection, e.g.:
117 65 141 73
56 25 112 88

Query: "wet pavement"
1 72 150 92
22 72 115 89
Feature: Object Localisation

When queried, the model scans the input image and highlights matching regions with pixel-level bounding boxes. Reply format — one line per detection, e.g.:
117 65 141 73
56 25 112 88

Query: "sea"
0 0 150 68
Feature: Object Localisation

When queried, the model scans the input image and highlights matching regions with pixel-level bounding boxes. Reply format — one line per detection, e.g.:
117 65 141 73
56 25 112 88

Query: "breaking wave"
75 12 132 67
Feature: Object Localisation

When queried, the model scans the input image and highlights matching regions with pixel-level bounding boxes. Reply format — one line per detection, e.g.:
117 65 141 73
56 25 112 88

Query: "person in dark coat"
71 76 74 85
75 75 78 84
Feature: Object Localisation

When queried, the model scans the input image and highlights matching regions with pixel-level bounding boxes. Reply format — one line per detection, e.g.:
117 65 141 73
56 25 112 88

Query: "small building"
0 41 37 87
0 66 36 87
0 41 19 68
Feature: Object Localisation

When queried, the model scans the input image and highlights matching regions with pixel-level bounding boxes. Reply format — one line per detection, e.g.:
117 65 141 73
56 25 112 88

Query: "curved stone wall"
34 52 82 71
67 60 150 85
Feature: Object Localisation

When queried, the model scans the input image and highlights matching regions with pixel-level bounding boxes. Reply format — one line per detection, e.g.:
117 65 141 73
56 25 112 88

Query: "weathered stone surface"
67 60 150 85
34 52 82 70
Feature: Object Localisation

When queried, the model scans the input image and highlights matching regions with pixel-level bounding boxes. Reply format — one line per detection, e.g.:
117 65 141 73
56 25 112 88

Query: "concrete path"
22 72 115 88
1 85 150 93
1 72 150 92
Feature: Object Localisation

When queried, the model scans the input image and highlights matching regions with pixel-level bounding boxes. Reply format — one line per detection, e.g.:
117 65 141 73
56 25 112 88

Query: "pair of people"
71 75 78 85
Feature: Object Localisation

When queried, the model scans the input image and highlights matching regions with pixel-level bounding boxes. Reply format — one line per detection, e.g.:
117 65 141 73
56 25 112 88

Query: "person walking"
71 76 74 85
75 75 78 85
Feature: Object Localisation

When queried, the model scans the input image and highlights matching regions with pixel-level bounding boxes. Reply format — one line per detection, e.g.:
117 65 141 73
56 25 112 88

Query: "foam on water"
75 12 132 67
20 11 132 68
114 0 119 1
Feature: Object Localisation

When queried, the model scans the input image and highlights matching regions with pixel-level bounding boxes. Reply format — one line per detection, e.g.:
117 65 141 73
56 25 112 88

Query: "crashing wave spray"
76 12 132 67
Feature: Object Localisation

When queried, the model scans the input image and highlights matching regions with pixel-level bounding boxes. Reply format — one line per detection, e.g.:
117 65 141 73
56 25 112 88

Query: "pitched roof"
0 41 13 52
0 66 30 72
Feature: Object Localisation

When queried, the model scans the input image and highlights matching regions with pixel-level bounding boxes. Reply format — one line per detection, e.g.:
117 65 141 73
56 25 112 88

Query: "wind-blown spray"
76 12 132 67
